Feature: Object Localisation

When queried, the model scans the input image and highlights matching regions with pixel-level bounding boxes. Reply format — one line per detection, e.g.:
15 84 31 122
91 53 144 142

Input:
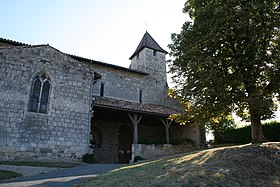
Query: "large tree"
169 0 280 143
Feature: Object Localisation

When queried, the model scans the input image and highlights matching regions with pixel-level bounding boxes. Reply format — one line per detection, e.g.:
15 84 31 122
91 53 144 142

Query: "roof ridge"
93 96 180 116
0 37 31 46
68 54 149 75
0 36 149 75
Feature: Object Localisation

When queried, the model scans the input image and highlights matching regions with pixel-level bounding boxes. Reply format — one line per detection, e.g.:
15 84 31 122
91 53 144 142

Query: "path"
0 164 126 187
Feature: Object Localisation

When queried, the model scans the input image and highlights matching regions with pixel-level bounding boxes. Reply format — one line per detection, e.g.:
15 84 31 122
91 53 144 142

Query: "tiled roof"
68 54 149 75
0 37 149 75
129 32 168 59
93 96 180 116
0 37 30 46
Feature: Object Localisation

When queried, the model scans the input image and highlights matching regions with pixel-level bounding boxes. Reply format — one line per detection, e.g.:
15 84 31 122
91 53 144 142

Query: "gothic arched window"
28 73 51 113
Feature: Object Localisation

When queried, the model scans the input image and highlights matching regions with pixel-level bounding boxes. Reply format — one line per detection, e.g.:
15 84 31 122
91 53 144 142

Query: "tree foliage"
168 0 280 143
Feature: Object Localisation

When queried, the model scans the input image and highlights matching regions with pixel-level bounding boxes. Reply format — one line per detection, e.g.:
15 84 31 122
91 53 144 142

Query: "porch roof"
93 96 180 116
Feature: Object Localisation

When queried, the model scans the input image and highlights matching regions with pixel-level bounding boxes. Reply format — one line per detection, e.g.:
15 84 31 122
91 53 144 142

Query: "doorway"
118 125 132 164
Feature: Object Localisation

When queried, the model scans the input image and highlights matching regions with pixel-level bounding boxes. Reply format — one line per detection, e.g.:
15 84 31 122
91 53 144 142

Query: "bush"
133 156 144 162
214 121 280 144
220 126 251 144
263 121 280 141
82 153 95 163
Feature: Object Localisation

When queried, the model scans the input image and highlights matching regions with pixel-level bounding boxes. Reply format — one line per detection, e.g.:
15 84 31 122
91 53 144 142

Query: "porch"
90 96 198 164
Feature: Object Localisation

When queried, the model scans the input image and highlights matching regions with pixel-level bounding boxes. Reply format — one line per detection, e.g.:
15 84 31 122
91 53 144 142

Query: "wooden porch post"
161 118 172 144
128 113 142 144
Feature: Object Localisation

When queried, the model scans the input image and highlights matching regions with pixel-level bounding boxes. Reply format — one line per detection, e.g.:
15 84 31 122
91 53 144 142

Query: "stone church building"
0 32 201 163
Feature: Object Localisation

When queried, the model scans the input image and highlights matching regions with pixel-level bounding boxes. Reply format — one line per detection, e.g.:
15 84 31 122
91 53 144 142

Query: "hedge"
214 121 280 144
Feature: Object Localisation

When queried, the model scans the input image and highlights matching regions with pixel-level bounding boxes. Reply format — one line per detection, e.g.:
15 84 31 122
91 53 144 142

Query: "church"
0 32 202 163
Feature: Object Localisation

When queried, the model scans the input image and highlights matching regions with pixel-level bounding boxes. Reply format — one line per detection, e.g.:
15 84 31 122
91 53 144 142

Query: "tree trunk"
246 86 266 144
250 113 264 144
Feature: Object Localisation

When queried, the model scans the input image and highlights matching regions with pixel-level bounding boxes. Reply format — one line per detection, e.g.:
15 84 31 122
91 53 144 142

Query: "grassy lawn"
0 161 79 168
79 143 280 187
0 170 21 180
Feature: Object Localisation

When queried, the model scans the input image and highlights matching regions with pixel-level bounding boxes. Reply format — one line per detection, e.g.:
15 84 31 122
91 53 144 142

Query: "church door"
118 125 132 164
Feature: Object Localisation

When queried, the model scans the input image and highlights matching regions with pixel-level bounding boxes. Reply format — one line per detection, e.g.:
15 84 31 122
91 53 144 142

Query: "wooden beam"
161 118 172 144
128 113 142 144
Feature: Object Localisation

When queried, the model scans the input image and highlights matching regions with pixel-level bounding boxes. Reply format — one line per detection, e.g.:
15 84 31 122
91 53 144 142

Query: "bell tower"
129 32 168 90
129 32 168 105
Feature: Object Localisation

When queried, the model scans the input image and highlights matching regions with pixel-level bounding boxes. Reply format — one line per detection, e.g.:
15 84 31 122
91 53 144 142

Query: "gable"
0 45 94 75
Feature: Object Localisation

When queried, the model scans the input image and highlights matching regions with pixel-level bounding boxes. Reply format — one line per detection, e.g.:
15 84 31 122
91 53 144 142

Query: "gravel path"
0 164 126 187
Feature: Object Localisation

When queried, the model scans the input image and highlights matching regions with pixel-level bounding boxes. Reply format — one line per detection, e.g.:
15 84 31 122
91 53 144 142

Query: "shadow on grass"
79 143 280 187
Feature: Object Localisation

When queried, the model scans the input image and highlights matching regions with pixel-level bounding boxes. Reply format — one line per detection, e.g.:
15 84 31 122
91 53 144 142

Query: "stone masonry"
88 48 167 106
0 45 94 162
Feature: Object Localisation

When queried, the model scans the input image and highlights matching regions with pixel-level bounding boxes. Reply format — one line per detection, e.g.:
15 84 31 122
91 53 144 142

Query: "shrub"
263 121 280 141
220 126 251 144
82 153 95 163
133 156 144 162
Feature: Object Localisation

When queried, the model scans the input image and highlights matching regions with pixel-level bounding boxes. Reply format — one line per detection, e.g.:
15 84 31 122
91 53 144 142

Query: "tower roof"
129 32 167 60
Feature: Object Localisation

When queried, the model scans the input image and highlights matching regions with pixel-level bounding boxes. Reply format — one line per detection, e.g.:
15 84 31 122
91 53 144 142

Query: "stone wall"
89 47 168 106
170 124 202 146
138 124 166 144
0 45 93 162
132 144 194 161
130 48 167 105
90 64 146 103
91 119 125 163
92 119 167 163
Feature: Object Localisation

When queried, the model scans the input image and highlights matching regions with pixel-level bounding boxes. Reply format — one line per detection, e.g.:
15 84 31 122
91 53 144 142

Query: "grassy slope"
80 143 280 187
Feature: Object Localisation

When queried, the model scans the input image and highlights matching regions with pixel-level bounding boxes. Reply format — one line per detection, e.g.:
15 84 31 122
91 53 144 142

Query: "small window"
136 53 139 60
153 50 157 56
28 73 51 113
100 82 105 97
139 90 142 103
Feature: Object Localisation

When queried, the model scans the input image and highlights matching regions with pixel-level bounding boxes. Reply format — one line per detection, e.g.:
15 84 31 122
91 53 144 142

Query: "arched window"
28 73 51 113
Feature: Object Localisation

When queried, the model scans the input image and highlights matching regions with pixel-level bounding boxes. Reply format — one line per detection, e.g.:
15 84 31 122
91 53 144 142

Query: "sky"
0 0 189 68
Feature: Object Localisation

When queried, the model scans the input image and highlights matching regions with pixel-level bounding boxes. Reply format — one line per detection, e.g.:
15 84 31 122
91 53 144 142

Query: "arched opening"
28 73 51 113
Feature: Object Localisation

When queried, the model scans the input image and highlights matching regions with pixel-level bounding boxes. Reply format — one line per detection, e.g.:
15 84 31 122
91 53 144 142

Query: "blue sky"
1 0 189 67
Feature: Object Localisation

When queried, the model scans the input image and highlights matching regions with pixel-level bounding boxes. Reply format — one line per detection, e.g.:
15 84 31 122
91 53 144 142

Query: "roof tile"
93 96 179 116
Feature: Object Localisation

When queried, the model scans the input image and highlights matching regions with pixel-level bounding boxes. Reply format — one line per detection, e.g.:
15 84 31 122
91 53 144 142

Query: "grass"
0 170 21 180
0 161 79 168
79 143 280 187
